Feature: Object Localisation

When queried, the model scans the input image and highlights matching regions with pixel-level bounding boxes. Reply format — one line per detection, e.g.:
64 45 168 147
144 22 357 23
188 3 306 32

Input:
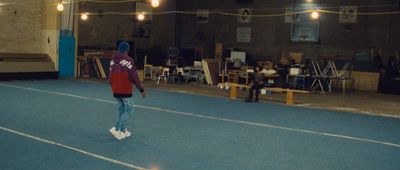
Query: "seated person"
245 65 265 102
261 66 277 75
261 64 278 87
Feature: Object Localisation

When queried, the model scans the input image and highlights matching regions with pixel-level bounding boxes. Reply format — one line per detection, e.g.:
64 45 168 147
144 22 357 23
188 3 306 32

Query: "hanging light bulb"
81 13 89 21
137 12 145 21
151 0 160 8
311 10 319 19
56 2 64 12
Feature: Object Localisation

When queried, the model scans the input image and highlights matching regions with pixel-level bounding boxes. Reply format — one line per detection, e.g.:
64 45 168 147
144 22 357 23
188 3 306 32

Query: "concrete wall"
177 0 400 62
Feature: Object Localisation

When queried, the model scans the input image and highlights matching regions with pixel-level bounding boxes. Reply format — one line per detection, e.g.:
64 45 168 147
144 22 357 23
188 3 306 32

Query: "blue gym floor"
1 80 400 170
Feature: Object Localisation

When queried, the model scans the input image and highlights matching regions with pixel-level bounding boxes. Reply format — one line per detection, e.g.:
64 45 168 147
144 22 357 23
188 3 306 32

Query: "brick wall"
0 0 59 70
0 0 43 53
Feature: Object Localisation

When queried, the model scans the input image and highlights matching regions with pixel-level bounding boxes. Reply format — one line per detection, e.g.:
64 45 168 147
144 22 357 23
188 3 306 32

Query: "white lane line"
136 105 400 148
0 126 149 170
0 83 90 99
1 83 400 149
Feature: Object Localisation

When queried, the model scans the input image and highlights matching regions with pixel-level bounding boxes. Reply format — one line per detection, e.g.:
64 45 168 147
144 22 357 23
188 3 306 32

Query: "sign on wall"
339 6 357 23
196 9 209 23
238 8 251 23
133 22 151 38
237 27 251 43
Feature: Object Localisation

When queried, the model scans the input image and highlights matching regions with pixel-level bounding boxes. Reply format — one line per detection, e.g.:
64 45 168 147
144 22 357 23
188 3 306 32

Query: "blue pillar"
58 34 75 78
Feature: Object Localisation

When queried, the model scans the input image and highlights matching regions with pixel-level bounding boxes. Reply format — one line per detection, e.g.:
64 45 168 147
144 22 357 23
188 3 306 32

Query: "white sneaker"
109 127 117 134
115 131 126 140
109 127 126 140
124 129 132 138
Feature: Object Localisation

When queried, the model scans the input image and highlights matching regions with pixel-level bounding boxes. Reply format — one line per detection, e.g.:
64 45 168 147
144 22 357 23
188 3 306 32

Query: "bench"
0 53 51 62
0 53 55 73
229 83 309 105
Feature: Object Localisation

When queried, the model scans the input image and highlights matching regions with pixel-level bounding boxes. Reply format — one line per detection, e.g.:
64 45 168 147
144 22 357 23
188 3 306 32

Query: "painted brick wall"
0 0 43 53
41 0 59 70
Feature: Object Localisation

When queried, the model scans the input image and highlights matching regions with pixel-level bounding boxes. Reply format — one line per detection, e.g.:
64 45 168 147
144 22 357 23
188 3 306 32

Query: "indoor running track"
1 80 400 170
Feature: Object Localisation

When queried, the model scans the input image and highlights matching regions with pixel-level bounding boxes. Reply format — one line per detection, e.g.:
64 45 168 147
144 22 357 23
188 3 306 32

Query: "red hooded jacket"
109 54 144 98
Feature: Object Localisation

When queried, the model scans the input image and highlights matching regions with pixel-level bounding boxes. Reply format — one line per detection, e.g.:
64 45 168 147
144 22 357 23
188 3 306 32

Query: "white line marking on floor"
0 126 149 170
136 105 400 148
0 83 90 99
1 83 400 149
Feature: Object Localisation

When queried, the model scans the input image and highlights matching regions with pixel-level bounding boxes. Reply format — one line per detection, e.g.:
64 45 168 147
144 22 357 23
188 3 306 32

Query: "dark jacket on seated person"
246 66 265 102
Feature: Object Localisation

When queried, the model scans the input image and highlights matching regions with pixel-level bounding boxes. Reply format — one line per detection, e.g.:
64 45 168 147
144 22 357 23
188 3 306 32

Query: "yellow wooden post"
230 84 238 99
286 90 294 105
221 72 224 84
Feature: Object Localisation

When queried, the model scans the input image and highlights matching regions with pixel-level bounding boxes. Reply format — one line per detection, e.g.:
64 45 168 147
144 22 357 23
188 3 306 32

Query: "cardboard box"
289 52 303 64
289 68 301 75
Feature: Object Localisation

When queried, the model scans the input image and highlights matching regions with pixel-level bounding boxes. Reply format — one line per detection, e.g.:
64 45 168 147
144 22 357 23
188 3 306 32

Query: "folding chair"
156 67 169 84
311 60 332 94
167 66 179 84
331 62 354 95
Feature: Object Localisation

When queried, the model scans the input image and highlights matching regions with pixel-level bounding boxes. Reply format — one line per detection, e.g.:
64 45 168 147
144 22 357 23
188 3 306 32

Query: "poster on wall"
291 22 319 42
238 8 251 23
285 7 294 23
237 27 251 43
196 9 209 23
133 22 151 38
339 6 357 23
